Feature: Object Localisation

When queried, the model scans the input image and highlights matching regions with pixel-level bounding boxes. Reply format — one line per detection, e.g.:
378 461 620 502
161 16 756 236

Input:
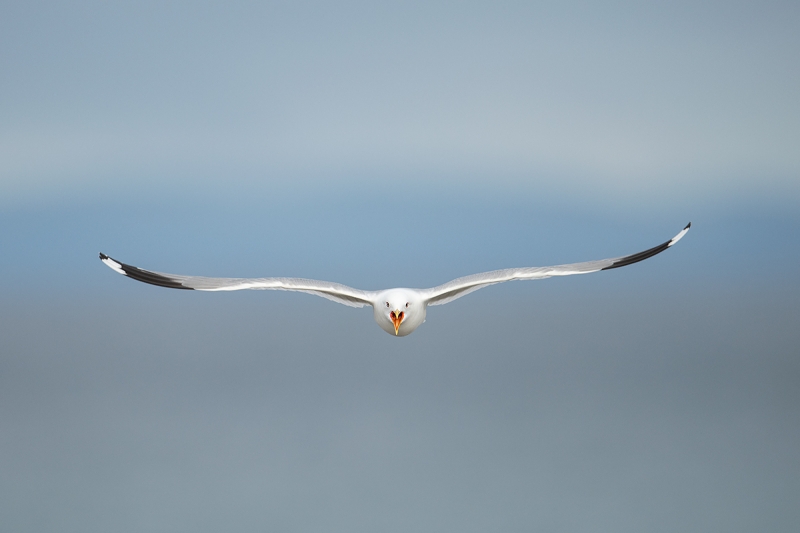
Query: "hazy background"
1 1 798 531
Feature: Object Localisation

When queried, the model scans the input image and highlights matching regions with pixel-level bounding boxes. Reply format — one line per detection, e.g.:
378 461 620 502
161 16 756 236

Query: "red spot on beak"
390 311 405 335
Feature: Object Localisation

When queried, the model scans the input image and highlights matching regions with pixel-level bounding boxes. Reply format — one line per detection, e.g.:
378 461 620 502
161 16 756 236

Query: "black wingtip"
601 240 672 270
601 223 689 271
100 254 192 290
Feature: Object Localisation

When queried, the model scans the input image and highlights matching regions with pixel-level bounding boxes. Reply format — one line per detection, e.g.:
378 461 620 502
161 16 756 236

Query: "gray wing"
423 223 691 306
99 254 376 308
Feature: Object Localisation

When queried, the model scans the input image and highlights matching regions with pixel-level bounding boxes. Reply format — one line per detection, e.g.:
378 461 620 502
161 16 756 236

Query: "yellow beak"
391 310 404 335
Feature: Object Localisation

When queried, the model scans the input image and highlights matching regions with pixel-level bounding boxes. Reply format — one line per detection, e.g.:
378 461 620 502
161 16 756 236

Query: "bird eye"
405 302 409 308
385 302 390 308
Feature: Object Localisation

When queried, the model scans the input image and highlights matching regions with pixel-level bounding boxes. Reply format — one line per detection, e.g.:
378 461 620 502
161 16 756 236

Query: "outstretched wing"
99 254 376 308
423 223 691 306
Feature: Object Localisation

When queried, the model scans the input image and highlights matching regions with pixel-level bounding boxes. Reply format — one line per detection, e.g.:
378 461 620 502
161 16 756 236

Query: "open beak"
390 310 405 335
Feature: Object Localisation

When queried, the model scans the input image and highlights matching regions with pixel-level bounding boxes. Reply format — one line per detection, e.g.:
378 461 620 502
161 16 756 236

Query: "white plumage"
100 223 690 336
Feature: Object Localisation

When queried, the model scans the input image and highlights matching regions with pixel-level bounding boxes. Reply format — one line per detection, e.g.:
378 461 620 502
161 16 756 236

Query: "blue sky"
1 2 798 532
1 1 798 210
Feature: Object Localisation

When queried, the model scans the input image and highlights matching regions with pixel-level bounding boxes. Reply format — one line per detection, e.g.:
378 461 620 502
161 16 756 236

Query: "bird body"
100 223 690 337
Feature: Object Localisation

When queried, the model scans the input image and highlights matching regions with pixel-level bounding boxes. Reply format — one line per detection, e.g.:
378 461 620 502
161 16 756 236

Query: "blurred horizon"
2 1 799 211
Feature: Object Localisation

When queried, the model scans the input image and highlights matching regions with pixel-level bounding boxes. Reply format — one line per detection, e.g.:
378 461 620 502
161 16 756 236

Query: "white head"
373 289 427 337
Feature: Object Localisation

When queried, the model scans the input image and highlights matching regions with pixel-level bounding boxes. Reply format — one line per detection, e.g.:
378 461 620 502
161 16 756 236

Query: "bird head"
374 290 426 337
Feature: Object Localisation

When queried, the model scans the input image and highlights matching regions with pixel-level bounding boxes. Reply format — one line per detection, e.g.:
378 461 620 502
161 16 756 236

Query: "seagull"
100 222 690 337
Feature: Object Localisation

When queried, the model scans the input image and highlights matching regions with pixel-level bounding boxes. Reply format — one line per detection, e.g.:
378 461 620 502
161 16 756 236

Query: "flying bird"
100 223 690 337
